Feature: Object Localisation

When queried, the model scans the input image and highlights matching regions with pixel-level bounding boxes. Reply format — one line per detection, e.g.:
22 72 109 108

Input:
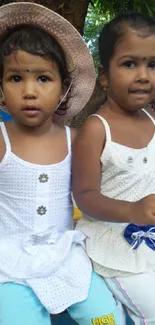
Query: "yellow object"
73 207 82 220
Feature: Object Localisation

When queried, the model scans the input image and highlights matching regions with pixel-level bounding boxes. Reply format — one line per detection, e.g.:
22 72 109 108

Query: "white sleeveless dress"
77 109 155 277
0 123 92 313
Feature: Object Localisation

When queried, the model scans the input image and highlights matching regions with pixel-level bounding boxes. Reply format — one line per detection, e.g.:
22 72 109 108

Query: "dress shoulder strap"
65 126 71 154
90 114 111 142
142 108 155 125
0 122 11 152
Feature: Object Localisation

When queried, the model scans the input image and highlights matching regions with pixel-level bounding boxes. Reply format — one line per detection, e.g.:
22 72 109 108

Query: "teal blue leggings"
0 272 131 325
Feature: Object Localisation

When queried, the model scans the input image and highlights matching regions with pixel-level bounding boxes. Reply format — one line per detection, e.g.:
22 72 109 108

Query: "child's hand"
131 195 155 225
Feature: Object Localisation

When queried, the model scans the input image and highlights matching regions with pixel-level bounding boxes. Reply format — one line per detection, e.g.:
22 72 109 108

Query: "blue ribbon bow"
124 224 155 250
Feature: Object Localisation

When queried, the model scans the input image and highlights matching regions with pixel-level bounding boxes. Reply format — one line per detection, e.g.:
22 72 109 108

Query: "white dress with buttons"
0 123 92 313
77 109 155 277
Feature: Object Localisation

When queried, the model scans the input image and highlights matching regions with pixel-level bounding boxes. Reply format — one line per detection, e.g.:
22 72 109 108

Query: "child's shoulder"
80 110 106 139
74 113 106 155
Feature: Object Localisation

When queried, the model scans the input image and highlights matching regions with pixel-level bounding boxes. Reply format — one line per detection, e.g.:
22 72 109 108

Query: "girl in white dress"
73 12 155 325
0 2 95 325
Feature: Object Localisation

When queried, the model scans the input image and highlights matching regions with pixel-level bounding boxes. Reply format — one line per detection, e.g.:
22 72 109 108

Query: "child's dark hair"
0 25 72 115
99 12 155 72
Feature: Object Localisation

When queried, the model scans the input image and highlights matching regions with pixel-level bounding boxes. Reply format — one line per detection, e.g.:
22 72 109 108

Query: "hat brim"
0 2 96 123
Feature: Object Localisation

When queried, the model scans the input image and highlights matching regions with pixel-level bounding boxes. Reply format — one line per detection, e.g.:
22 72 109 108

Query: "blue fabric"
68 271 125 325
53 312 134 325
124 223 155 250
0 110 12 122
0 282 51 325
126 314 134 325
0 278 133 325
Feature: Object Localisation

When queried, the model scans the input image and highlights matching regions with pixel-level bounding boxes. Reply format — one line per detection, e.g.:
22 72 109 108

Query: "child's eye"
149 61 155 69
10 75 22 82
38 76 51 83
123 61 135 68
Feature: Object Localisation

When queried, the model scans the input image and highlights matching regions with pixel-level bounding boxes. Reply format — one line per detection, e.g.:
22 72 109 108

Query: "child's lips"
22 105 40 111
130 89 151 94
22 106 41 117
129 89 151 99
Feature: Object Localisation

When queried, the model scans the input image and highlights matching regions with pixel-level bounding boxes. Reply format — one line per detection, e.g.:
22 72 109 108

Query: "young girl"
73 12 155 325
0 1 97 324
0 2 126 325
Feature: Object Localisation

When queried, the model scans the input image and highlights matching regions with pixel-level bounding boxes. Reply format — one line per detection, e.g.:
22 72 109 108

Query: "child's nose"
136 66 149 83
23 81 37 98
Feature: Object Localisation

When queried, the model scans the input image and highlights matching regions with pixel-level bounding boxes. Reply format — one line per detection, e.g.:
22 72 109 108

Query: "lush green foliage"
84 4 106 71
84 0 155 70
92 0 155 17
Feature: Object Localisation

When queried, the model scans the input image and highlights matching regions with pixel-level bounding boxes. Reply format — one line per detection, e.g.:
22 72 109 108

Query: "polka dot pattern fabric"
0 123 92 313
77 109 155 277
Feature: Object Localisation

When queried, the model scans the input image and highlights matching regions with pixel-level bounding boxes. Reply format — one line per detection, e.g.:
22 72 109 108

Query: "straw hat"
0 2 96 122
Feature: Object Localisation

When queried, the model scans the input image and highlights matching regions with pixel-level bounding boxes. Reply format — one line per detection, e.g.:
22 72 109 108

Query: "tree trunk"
70 79 106 128
16 0 90 35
